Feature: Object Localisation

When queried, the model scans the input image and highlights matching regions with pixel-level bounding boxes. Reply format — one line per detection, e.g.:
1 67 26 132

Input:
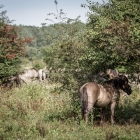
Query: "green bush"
0 6 32 83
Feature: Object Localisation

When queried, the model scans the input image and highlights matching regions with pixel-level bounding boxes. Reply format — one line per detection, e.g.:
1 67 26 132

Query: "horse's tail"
81 86 88 118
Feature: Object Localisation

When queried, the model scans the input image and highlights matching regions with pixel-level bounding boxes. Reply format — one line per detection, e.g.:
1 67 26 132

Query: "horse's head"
119 74 132 95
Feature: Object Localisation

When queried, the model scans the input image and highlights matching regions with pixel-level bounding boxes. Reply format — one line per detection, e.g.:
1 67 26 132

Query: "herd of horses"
19 68 47 84
6 67 48 89
2 68 135 125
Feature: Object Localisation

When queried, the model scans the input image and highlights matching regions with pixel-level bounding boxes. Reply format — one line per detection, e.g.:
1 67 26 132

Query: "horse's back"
80 82 100 94
19 68 39 84
80 82 100 104
25 69 38 78
80 82 112 108
30 69 38 77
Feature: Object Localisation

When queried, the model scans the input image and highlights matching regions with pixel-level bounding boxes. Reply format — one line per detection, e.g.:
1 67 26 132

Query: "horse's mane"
103 83 114 93
102 76 121 92
103 74 127 86
102 74 131 96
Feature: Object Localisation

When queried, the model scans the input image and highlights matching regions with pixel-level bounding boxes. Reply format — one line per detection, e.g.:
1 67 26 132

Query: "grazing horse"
19 68 39 84
80 75 132 124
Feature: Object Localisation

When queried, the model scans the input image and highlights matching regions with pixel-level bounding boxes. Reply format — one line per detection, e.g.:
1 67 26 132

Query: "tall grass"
0 82 140 140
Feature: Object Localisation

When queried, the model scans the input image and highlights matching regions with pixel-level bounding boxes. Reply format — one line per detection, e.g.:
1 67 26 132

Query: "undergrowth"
0 82 140 140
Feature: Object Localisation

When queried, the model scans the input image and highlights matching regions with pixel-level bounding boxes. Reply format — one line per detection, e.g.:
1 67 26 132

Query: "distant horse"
38 69 46 82
8 75 21 88
19 68 39 84
1 75 21 90
80 75 132 125
106 69 119 79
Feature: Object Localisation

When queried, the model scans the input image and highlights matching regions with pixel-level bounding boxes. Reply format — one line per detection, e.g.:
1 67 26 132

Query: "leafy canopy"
84 0 140 73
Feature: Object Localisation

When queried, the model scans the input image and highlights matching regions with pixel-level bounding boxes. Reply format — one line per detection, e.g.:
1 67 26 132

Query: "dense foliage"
84 0 140 73
43 0 140 82
0 6 32 83
17 22 85 62
41 0 140 118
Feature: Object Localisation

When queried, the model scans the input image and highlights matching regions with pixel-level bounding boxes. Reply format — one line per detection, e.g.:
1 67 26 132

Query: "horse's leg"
110 102 116 124
83 102 94 124
100 107 106 125
81 86 96 124
21 77 29 84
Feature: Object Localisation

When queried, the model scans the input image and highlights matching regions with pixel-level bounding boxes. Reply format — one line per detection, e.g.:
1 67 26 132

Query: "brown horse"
80 75 132 125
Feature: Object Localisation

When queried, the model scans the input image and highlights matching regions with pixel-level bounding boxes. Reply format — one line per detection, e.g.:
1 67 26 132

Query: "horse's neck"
104 84 120 100
104 85 113 94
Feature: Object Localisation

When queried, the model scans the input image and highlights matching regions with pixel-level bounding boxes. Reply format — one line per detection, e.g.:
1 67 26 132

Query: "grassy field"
0 82 140 140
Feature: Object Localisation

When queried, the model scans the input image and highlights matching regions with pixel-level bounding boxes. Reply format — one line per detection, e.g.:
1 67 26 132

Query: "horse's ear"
124 73 128 78
119 73 127 77
120 74 129 84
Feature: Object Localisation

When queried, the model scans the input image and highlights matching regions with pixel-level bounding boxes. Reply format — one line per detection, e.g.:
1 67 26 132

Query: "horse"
106 69 119 79
19 68 39 84
8 75 21 88
38 69 46 82
0 75 21 90
80 74 132 125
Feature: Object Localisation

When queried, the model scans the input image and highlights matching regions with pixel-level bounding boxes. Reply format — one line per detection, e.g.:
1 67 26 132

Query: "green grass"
0 82 140 140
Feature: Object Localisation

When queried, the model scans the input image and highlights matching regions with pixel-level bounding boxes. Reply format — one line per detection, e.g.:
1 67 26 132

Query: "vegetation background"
0 0 140 139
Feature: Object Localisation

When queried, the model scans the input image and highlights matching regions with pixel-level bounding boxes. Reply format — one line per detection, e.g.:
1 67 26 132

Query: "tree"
82 0 140 73
0 6 32 83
